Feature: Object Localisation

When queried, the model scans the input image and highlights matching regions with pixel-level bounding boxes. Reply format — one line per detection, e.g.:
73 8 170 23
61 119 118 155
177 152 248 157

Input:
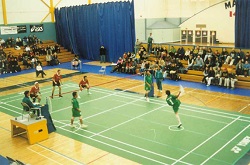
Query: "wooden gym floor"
0 67 249 164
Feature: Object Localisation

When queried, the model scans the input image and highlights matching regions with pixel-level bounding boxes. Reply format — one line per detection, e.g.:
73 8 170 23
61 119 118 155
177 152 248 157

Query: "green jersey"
72 98 81 117
148 36 153 44
166 94 181 112
155 70 163 79
145 74 152 91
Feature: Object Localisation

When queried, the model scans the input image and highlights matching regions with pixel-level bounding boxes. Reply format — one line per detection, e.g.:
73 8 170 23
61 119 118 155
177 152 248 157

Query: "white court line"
238 104 250 112
0 90 248 165
92 87 250 122
27 146 63 165
54 120 191 165
111 98 228 124
171 116 241 165
50 83 143 114
0 85 73 102
85 97 144 120
89 86 250 119
2 85 250 125
89 104 166 138
200 124 250 165
29 144 84 165
83 87 250 123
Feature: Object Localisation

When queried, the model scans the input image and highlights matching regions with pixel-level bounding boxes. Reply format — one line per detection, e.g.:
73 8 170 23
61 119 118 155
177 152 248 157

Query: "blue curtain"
55 1 135 62
235 0 250 48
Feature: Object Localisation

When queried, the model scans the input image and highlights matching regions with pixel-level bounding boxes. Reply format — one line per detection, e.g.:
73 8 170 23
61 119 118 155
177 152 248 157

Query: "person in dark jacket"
100 46 106 63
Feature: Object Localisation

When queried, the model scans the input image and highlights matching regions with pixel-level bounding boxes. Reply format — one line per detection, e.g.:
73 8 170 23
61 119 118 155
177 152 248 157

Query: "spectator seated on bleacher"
72 56 79 69
6 37 12 48
31 57 38 68
206 67 215 87
142 51 149 61
25 45 31 52
236 60 244 76
201 67 209 84
169 46 176 58
51 52 60 65
46 54 52 66
14 45 21 50
125 58 132 73
16 37 22 46
0 38 6 48
22 36 28 46
55 44 61 53
193 55 204 71
32 44 40 56
219 67 228 87
111 57 123 73
22 56 32 69
46 45 52 55
243 61 250 77
9 57 21 73
176 46 185 60
224 49 236 66
213 67 221 85
139 60 146 75
184 48 191 61
205 57 216 69
176 59 187 74
187 54 194 70
169 63 180 81
129 58 137 74
204 48 213 62
36 63 46 78
0 59 7 74
226 70 237 89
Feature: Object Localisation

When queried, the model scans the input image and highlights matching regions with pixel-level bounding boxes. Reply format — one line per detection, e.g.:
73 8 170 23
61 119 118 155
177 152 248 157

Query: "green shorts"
145 85 151 91
173 104 180 113
72 109 81 117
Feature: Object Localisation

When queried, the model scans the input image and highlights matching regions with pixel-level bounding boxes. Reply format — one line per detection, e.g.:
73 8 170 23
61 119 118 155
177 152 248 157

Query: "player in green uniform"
70 92 88 128
166 90 182 128
145 70 152 102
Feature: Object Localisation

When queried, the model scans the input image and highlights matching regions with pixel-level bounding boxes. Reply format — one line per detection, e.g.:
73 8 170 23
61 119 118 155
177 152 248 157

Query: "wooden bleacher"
179 60 250 89
140 42 250 89
3 40 75 70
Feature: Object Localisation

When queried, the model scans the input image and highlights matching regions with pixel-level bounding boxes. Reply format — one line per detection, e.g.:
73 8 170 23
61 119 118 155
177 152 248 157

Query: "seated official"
22 90 41 117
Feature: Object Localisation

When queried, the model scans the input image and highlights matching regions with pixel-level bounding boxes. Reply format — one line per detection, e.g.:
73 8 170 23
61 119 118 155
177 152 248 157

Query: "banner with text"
0 26 18 35
30 24 44 33
17 25 27 33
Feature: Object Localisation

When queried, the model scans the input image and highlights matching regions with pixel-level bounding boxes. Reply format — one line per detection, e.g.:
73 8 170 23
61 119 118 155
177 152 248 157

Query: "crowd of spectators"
111 44 250 89
0 35 61 75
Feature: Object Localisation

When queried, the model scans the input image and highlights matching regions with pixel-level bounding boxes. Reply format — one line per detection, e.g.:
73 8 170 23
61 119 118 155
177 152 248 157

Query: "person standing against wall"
100 46 106 63
147 33 153 54
134 39 142 54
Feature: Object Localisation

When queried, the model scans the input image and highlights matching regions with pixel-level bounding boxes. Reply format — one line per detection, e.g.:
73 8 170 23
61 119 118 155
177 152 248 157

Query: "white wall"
0 0 56 24
0 0 234 43
179 1 235 43
152 28 180 43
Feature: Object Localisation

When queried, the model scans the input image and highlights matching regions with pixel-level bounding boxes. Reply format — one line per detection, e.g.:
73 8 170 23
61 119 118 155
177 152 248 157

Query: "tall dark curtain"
235 0 250 48
55 1 135 62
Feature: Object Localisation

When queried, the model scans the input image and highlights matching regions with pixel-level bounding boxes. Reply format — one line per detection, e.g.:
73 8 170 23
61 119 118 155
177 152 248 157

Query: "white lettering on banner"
231 136 250 154
30 25 44 32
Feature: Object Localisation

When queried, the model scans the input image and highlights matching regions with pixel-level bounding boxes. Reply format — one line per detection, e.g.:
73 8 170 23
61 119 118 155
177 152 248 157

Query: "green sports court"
1 81 249 165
